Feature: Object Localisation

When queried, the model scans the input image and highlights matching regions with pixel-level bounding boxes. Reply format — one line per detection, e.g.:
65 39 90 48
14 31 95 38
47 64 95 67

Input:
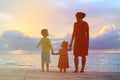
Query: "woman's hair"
75 12 86 19
61 40 68 49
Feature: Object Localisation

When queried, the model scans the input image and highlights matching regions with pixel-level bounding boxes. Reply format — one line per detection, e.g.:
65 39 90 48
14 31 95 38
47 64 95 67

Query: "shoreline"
0 68 120 80
1 49 120 54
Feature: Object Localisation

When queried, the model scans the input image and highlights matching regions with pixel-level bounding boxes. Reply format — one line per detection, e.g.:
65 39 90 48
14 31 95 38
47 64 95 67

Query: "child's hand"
52 52 54 55
53 52 59 55
51 51 54 55
36 45 39 48
68 48 72 51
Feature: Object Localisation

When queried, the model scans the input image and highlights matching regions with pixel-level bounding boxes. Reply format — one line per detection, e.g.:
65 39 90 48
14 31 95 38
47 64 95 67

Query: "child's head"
41 29 49 37
61 40 68 49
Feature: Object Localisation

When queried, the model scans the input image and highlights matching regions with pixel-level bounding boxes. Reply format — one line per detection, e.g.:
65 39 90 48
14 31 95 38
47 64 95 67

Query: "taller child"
69 12 89 73
36 29 54 72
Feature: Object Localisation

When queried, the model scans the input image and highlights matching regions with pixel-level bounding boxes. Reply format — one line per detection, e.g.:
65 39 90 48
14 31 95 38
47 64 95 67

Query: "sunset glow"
0 0 119 38
0 0 120 52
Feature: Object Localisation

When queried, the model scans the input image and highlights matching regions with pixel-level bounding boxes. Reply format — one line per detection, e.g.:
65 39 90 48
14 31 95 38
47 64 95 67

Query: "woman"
69 12 89 73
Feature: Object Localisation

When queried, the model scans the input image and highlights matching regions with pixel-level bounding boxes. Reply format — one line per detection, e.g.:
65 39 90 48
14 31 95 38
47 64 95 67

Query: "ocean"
0 51 120 72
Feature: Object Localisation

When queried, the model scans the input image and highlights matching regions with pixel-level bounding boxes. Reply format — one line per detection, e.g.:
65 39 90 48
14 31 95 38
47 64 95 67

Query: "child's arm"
36 44 39 48
36 40 41 48
51 47 54 55
52 49 60 55
52 52 60 55
49 39 55 55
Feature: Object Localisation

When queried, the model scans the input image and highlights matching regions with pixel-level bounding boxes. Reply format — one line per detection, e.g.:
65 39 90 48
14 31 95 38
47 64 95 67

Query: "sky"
0 0 120 53
0 0 120 38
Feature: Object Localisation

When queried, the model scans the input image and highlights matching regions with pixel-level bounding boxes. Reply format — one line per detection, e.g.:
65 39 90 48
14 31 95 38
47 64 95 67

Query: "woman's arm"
86 23 89 48
52 50 60 55
69 25 75 50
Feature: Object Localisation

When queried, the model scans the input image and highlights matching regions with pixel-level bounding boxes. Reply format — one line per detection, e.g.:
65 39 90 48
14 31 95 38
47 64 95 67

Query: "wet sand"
0 68 120 80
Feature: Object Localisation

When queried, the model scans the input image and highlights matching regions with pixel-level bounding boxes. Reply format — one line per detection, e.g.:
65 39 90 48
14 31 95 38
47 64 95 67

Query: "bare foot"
72 70 78 73
80 69 84 73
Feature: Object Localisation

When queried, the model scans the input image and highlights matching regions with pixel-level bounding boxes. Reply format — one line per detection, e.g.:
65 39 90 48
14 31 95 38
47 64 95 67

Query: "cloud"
0 30 64 53
0 30 39 51
1 1 120 51
0 0 74 38
0 13 12 28
90 24 120 49
53 0 120 38
1 24 120 53
0 0 120 38
9 50 27 54
98 24 117 36
0 13 12 19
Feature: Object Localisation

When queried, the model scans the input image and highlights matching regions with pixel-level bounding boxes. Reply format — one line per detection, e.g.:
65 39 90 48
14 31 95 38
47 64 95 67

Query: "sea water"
0 51 120 72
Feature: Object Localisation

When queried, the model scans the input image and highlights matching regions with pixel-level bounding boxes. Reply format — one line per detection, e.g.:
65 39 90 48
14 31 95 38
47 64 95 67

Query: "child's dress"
58 49 69 69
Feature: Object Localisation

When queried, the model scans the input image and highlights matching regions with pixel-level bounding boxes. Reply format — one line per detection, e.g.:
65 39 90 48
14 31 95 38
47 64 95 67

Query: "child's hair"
41 29 48 36
61 40 68 49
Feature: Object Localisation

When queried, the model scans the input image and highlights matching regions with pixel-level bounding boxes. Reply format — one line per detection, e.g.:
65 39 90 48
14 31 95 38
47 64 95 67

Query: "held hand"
69 44 72 49
51 51 54 55
68 43 72 51
52 52 54 55
69 47 72 51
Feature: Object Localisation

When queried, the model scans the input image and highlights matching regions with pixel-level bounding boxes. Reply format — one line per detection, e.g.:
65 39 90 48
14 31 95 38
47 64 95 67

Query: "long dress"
58 49 69 69
73 20 89 56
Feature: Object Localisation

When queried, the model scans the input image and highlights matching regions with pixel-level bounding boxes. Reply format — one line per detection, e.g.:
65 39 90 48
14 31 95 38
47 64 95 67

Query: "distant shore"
1 49 120 54
89 49 120 54
0 68 120 80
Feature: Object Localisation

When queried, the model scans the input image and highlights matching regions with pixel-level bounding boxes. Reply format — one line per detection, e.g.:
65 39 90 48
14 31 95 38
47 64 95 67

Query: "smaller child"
36 29 54 72
53 40 70 73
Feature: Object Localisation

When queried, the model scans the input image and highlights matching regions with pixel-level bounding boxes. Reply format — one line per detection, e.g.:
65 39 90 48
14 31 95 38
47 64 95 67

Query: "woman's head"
76 12 86 20
61 40 68 49
41 29 49 37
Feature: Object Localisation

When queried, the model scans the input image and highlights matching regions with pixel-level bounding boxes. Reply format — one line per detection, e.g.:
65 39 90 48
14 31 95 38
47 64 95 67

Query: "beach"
0 53 120 80
0 68 120 80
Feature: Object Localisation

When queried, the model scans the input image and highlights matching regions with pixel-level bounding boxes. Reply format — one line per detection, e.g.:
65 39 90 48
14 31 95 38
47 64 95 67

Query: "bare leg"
42 63 44 72
64 68 66 73
80 56 86 73
60 68 62 72
46 63 49 72
74 56 79 72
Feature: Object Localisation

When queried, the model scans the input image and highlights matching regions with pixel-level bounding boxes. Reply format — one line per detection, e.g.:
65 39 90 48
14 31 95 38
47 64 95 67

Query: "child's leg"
59 68 62 72
46 63 49 72
63 68 66 73
42 63 44 72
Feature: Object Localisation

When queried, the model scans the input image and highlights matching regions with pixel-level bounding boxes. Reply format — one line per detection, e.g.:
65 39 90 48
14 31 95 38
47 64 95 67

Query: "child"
53 40 70 73
36 29 54 72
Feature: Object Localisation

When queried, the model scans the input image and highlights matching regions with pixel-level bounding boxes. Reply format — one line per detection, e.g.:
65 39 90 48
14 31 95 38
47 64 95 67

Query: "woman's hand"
69 43 72 50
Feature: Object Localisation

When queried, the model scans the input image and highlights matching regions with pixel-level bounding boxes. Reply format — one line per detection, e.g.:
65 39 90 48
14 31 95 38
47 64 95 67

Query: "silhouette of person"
53 40 70 73
69 12 89 73
36 29 54 72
